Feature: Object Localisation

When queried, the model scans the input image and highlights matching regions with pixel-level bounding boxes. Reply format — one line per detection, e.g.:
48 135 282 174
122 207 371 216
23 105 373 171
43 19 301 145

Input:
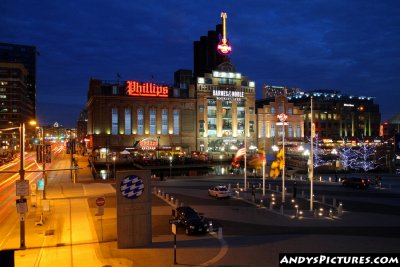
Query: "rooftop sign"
126 81 168 97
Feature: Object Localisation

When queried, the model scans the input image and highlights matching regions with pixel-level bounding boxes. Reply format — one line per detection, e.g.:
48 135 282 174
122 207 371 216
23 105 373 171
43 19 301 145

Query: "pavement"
3 155 400 266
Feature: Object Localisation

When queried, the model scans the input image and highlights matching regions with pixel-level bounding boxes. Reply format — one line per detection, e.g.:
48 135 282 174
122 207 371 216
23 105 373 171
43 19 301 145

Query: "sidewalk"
12 155 223 267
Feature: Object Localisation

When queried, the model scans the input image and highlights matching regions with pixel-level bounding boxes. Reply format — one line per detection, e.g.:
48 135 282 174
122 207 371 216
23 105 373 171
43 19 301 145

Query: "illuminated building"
257 89 381 141
262 84 302 98
0 42 37 122
86 79 197 155
257 95 304 154
195 60 257 157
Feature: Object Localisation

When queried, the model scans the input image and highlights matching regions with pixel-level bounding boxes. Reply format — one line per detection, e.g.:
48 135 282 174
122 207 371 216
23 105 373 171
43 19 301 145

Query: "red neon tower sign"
217 12 232 56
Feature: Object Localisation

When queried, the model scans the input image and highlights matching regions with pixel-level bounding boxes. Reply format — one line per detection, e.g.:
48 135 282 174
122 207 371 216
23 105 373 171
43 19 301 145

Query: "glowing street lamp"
277 113 288 203
19 120 36 249
169 156 173 178
112 155 116 180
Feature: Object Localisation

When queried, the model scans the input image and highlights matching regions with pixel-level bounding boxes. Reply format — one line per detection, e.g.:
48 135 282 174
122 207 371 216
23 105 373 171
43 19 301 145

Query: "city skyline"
2 0 399 127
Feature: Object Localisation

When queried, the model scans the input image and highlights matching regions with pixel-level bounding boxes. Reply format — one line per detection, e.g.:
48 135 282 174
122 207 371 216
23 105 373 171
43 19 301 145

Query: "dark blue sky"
2 0 399 128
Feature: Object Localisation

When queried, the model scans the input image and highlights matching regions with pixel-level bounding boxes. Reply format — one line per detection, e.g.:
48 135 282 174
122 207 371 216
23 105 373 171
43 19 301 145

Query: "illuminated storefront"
86 79 196 156
196 61 257 158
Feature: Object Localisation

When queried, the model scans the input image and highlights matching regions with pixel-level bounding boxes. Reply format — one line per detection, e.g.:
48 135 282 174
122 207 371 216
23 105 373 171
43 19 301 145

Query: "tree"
352 140 383 172
338 139 357 171
313 134 325 168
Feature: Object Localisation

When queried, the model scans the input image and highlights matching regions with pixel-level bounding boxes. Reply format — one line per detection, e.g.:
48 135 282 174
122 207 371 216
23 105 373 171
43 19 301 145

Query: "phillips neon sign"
126 80 169 97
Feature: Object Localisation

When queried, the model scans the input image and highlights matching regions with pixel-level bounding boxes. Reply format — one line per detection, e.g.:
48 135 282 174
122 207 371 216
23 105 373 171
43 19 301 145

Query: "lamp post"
157 136 160 159
40 126 47 200
169 156 172 178
112 155 116 180
277 113 288 203
309 96 314 211
262 159 266 196
219 155 223 175
19 120 36 249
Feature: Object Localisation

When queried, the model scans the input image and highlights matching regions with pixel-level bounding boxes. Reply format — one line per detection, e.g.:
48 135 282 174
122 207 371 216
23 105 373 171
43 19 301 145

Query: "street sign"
96 196 106 207
37 178 45 191
171 223 177 235
16 180 29 196
96 206 104 216
16 198 28 213
169 219 180 224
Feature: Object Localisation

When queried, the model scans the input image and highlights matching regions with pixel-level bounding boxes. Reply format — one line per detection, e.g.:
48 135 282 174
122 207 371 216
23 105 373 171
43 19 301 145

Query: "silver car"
208 185 231 198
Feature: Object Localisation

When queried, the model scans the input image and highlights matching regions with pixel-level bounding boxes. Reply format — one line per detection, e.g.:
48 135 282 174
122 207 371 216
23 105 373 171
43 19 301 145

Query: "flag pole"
244 100 247 191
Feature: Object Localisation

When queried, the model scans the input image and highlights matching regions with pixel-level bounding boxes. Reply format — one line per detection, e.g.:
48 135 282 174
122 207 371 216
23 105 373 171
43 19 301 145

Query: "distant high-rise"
193 24 226 78
0 42 37 124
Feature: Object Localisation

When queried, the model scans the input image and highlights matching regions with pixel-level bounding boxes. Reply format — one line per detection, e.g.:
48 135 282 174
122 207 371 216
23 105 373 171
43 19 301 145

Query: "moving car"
175 206 209 235
208 185 231 198
341 177 370 189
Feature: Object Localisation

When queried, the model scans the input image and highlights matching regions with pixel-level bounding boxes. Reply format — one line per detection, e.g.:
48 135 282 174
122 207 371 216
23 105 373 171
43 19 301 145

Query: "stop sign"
96 196 106 207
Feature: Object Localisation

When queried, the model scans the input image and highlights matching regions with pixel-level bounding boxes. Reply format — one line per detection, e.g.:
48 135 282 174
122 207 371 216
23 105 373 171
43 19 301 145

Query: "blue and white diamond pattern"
120 175 145 199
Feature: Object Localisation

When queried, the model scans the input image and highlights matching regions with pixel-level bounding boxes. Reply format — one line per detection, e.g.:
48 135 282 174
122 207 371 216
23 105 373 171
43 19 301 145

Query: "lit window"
111 108 118 135
137 108 144 135
150 109 156 135
162 109 168 135
173 110 179 135
125 108 131 135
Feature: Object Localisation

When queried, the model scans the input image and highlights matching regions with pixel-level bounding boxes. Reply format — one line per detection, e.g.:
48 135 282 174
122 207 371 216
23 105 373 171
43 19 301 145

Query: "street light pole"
309 96 314 211
277 113 288 203
169 156 172 178
112 155 116 180
19 122 26 249
42 127 47 200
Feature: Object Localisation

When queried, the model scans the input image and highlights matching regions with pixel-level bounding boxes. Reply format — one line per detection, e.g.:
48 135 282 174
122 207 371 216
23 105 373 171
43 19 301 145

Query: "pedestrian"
335 171 338 183
292 181 297 199
251 185 255 202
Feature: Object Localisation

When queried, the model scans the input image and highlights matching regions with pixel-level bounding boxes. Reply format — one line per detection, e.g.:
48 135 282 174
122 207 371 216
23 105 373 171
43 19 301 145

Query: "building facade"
0 42 37 120
195 60 257 158
257 95 304 154
86 79 197 156
258 89 381 141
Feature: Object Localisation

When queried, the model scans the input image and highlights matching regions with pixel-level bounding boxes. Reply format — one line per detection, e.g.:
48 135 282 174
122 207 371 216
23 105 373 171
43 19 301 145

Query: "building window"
271 125 275 137
112 85 118 95
125 108 131 135
288 125 293 137
112 107 118 135
173 110 179 135
296 125 301 137
150 109 156 134
262 122 266 137
279 104 284 114
278 125 283 137
249 121 254 132
137 108 144 135
288 107 293 115
271 107 275 114
162 109 168 135
199 105 204 113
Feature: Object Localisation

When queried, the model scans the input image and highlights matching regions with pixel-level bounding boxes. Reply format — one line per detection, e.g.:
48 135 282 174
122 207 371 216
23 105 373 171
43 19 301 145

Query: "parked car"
341 177 370 188
208 185 231 198
175 206 209 235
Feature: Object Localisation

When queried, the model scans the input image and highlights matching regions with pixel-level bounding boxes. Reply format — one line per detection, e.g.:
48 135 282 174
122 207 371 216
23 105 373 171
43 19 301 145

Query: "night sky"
2 0 399 127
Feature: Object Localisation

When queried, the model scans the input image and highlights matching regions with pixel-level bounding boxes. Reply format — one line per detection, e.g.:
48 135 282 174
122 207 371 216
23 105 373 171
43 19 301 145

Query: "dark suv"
341 177 370 189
